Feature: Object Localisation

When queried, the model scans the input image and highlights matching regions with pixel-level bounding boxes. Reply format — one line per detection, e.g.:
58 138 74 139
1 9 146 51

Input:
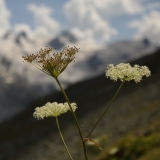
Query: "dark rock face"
48 31 77 49
62 31 77 43
3 31 12 39
15 31 28 45
142 38 150 47
48 37 64 49
86 54 103 69
0 57 11 69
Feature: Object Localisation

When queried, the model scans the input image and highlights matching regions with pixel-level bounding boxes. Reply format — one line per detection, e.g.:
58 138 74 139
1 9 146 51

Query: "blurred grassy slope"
0 48 160 160
96 119 160 160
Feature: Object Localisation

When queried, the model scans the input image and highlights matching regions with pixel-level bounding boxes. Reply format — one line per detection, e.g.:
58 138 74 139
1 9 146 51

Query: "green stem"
55 77 88 160
87 81 125 138
55 117 73 160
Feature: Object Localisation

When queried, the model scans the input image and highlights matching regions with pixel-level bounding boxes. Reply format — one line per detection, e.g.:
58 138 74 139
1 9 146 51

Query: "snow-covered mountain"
60 38 157 83
48 31 78 49
0 30 158 123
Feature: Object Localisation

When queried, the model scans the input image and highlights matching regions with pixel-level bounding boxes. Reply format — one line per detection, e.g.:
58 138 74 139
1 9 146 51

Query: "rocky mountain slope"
0 48 160 160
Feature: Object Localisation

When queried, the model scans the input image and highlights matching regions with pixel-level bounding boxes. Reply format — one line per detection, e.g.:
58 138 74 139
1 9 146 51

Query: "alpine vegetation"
23 46 151 160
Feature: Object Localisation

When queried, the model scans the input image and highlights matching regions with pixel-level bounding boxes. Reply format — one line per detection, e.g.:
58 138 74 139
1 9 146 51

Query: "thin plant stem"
55 117 73 160
87 81 125 138
55 77 88 160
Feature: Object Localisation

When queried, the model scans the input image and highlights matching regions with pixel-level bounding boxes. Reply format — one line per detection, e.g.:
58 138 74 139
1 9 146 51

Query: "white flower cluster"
33 102 77 119
106 63 151 83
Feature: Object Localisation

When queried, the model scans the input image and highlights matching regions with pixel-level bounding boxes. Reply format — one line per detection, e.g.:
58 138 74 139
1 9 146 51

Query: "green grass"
96 123 160 160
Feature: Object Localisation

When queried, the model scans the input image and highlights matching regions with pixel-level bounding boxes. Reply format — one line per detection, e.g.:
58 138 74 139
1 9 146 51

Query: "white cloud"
64 0 160 43
12 3 61 45
92 0 144 17
128 10 160 43
64 0 117 43
94 0 160 17
13 3 60 43
14 23 33 37
0 0 11 36
27 4 60 38
0 3 62 83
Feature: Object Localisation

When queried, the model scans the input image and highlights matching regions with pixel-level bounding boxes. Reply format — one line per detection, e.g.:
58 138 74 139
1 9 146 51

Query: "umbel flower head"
33 102 77 119
106 63 151 83
22 46 79 78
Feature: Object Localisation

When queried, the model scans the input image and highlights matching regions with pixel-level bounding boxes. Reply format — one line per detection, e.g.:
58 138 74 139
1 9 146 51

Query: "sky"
1 0 160 44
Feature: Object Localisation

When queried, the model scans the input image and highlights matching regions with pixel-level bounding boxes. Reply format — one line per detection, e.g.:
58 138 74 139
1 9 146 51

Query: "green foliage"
98 131 160 160
138 148 160 160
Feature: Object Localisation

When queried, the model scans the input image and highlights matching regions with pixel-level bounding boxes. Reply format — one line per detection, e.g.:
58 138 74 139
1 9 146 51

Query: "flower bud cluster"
106 63 151 83
22 46 79 78
33 102 77 119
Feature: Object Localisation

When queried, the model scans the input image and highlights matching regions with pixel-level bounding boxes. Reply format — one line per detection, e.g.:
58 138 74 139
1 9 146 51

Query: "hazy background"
0 0 160 121
1 0 160 82
1 1 160 160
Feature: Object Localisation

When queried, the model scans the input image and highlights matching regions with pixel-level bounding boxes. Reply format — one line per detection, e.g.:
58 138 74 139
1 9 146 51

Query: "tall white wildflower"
105 63 151 83
33 102 77 119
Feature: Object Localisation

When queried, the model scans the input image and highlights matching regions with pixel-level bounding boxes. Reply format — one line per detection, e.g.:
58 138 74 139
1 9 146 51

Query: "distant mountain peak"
47 31 77 49
60 31 77 43
142 38 150 46
3 31 12 39
15 31 28 45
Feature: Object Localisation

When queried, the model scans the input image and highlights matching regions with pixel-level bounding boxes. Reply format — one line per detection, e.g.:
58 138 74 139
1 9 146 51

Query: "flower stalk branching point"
83 138 102 150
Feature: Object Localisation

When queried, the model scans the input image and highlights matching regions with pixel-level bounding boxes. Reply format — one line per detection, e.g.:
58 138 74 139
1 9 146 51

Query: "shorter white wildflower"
106 63 151 83
33 102 77 119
